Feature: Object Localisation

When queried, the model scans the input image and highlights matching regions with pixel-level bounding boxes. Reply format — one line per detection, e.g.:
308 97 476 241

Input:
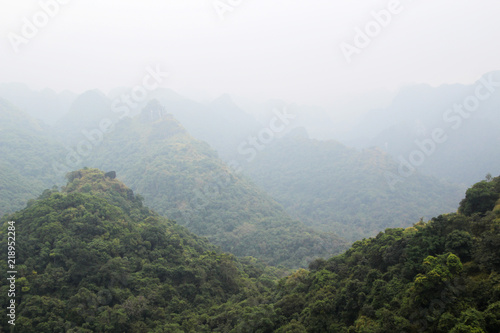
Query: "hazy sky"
0 0 499 107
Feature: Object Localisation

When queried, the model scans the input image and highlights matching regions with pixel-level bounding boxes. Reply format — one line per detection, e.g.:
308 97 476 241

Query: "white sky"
0 0 499 108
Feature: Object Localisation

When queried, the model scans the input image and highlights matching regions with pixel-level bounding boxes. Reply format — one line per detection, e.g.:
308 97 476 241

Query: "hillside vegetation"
83 101 347 268
242 132 464 241
1 171 499 332
0 97 347 269
239 175 500 332
0 98 65 217
0 169 280 332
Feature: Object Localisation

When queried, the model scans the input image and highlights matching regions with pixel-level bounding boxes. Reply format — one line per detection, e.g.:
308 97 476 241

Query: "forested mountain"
0 168 280 332
2 170 499 332
1 1 496 330
244 175 500 332
1 86 471 266
145 89 264 160
347 71 500 185
240 130 464 241
0 86 475 266
79 101 347 268
0 91 348 269
0 98 66 217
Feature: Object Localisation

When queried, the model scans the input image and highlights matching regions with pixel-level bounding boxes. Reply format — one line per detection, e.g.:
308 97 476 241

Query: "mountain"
240 130 464 241
108 88 265 159
0 98 66 217
0 168 279 332
54 89 114 143
0 83 76 125
348 71 500 185
0 91 347 268
2 170 499 332
230 92 396 142
241 175 500 332
81 100 347 268
145 90 264 160
201 94 264 160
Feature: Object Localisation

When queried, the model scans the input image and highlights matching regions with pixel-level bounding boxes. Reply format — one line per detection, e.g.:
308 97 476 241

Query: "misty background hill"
2 70 499 190
1 71 499 264
0 98 66 216
238 130 463 241
78 100 348 268
0 83 76 125
342 71 500 185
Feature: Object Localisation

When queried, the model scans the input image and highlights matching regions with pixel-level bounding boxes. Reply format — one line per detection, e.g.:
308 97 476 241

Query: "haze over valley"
1 1 499 331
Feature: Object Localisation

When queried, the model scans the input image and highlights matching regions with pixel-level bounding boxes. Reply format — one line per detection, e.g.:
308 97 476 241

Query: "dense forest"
0 96 347 269
1 1 498 330
1 86 499 332
262 177 500 333
0 98 65 217
80 100 347 268
0 90 474 266
262 175 500 332
1 170 499 332
241 130 463 241
0 169 281 332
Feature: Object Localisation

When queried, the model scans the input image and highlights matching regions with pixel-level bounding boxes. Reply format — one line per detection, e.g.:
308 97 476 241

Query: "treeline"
0 169 281 332
1 170 499 332
83 102 347 268
0 98 65 217
0 98 347 269
241 133 464 241
237 175 500 332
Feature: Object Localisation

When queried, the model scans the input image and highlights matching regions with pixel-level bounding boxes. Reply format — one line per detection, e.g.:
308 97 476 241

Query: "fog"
1 0 500 186
1 0 499 114
2 2 500 330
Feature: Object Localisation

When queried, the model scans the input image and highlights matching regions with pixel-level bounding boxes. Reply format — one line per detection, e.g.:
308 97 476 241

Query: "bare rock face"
104 171 116 179
140 99 169 122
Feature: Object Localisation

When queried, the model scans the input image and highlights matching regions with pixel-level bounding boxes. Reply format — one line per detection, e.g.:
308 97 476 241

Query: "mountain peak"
63 168 142 211
140 98 171 122
66 89 109 118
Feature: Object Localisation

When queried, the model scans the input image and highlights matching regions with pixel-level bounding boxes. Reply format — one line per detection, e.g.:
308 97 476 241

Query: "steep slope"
0 98 66 217
108 88 264 159
2 171 499 331
216 176 500 332
146 89 264 159
84 101 347 268
241 131 464 241
0 168 278 332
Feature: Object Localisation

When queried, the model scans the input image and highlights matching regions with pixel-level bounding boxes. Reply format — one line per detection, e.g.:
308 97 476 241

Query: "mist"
1 0 499 111
2 1 500 331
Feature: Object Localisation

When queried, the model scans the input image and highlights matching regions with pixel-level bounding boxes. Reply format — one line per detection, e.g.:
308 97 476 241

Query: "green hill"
0 168 279 332
2 171 499 332
80 101 347 268
241 132 464 241
0 98 66 217
228 175 500 332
